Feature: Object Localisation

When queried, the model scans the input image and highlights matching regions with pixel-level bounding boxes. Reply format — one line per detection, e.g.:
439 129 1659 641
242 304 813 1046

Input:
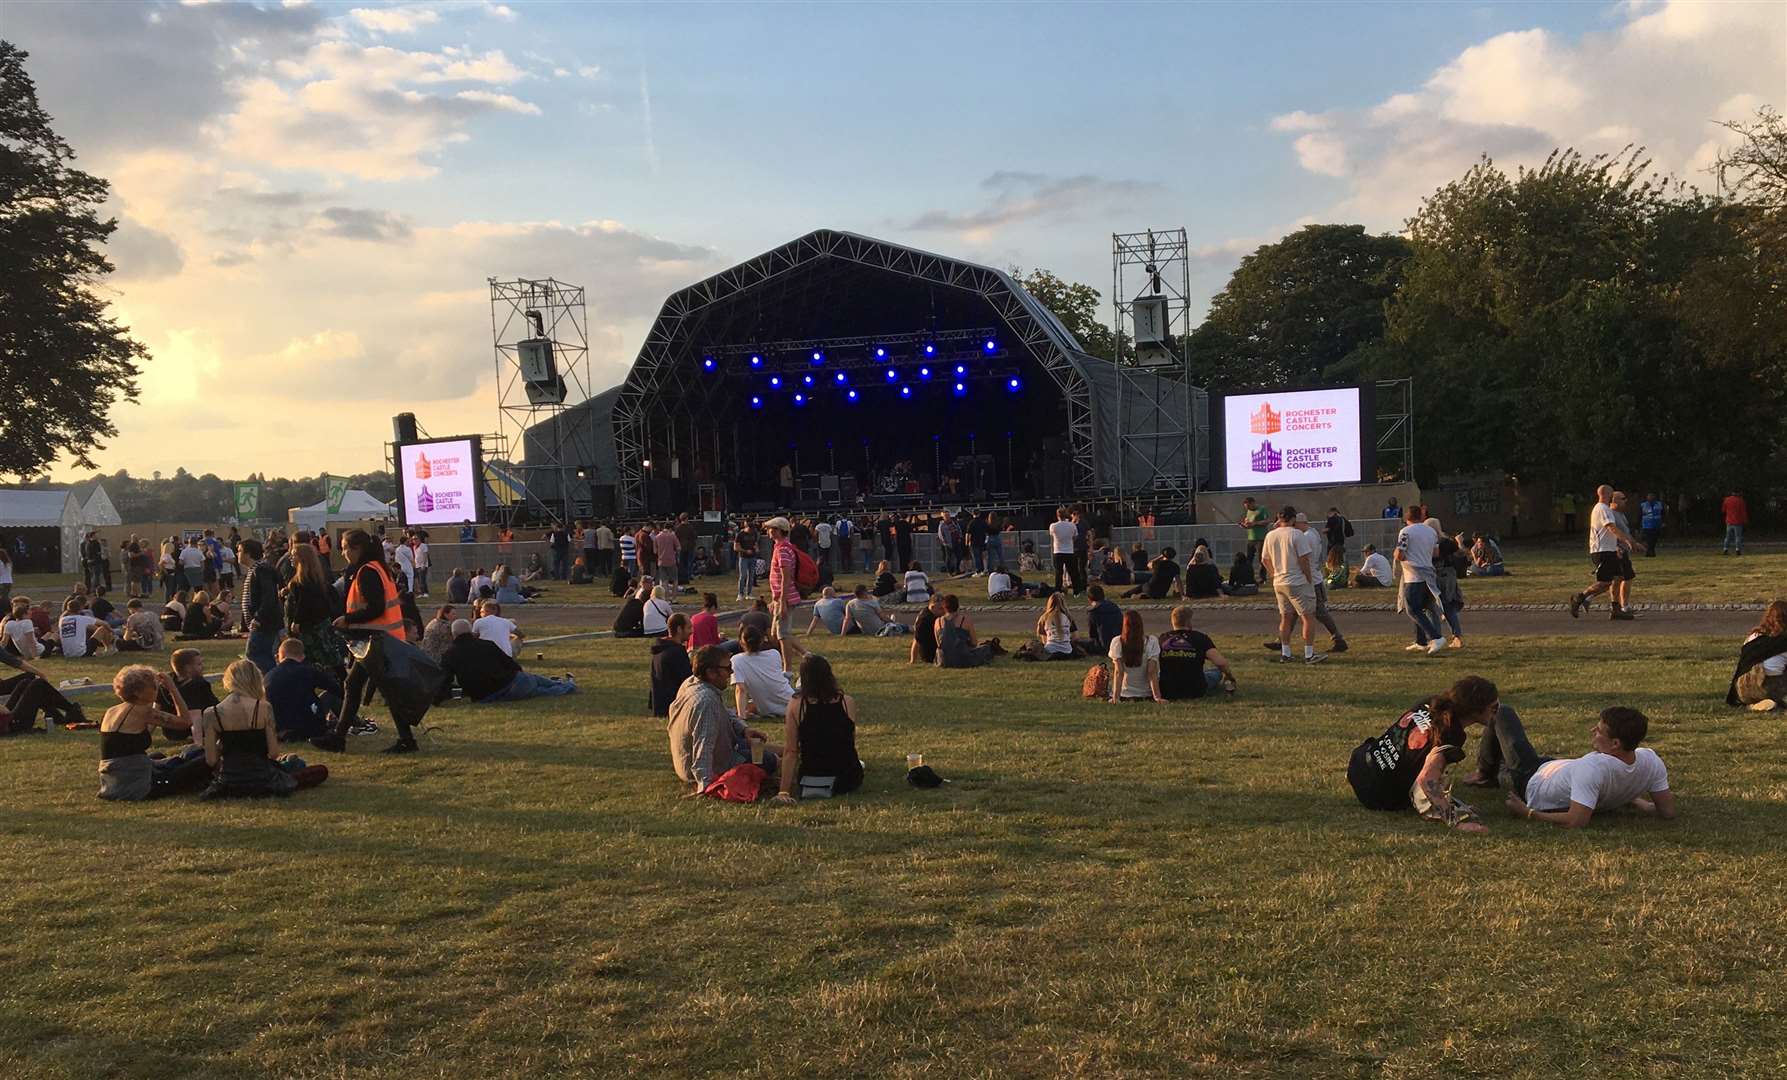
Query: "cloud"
348 6 440 34
107 218 186 281
314 206 414 242
1269 0 1786 226
639 64 658 173
906 172 1163 237
454 89 541 115
484 3 519 20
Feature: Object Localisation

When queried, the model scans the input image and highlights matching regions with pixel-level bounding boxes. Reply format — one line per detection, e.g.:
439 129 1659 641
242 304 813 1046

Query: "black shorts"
1592 551 1626 582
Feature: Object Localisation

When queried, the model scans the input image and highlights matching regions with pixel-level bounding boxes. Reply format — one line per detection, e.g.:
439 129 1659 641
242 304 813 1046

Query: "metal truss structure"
701 328 1006 375
1112 228 1198 507
490 277 596 525
612 230 1098 515
1374 377 1415 483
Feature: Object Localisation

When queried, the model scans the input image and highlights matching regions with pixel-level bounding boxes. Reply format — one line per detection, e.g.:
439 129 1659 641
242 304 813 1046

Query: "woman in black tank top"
771 655 863 804
97 665 192 801
201 660 328 800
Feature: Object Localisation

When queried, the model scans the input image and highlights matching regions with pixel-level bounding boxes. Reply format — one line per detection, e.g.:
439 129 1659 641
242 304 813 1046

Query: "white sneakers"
1426 640 1447 656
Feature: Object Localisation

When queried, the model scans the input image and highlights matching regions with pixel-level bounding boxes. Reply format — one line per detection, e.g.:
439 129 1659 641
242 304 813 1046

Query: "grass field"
4 602 1785 1077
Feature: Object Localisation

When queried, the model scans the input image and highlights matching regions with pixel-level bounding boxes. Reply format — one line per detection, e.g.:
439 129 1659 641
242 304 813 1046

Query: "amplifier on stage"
798 472 822 504
820 474 840 505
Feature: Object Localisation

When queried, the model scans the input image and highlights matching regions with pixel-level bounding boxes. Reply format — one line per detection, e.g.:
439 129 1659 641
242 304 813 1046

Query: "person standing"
1261 507 1326 665
1298 512 1349 653
778 462 796 508
833 513 853 575
814 516 833 574
1569 485 1639 621
1638 494 1664 557
1049 507 1078 596
675 514 698 586
618 525 638 580
179 537 206 593
1324 507 1352 566
594 520 616 577
578 521 598 582
1721 489 1748 556
1394 505 1447 655
546 522 572 581
653 520 681 589
1609 492 1640 617
764 516 802 643
1236 497 1269 576
237 538 281 674
412 532 431 597
392 532 416 593
733 518 759 600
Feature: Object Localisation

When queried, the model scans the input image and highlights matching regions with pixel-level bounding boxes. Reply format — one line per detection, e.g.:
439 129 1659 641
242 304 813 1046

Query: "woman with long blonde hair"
284 540 345 676
201 659 328 799
1035 591 1076 659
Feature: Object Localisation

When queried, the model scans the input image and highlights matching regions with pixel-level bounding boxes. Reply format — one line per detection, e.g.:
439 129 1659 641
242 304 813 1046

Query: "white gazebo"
286 489 396 536
0 489 84 572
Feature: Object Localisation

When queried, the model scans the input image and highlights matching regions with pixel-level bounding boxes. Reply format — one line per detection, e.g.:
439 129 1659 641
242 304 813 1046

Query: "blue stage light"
834 371 847 383
885 368 897 381
874 347 886 358
794 393 806 405
924 343 936 355
954 364 966 375
1007 376 1021 391
899 386 912 398
811 350 823 364
847 389 859 401
919 366 931 379
750 395 763 408
803 374 814 386
953 382 966 396
750 354 763 367
769 375 781 388
984 339 997 352
702 357 715 371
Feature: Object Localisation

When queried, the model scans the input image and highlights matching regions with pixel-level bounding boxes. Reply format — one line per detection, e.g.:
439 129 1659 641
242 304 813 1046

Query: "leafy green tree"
1190 224 1410 388
1013 268 1120 361
0 42 149 477
1714 105 1787 209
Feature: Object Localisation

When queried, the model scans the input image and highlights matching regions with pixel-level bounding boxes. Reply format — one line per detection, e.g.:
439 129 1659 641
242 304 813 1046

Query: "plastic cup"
907 752 923 770
535 652 545 661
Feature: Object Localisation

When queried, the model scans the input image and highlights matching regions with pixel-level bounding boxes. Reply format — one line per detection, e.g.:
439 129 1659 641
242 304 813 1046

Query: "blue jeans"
1402 581 1443 644
737 557 757 596
246 626 279 674
678 551 693 584
552 550 570 580
1724 525 1744 552
482 671 576 702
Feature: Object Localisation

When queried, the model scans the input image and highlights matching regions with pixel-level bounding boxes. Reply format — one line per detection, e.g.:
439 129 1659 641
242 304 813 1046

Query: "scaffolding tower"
1112 228 1200 510
490 277 596 525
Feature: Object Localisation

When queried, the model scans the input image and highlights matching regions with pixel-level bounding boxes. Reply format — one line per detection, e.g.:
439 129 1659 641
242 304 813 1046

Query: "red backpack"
793 547 820 594
704 763 769 803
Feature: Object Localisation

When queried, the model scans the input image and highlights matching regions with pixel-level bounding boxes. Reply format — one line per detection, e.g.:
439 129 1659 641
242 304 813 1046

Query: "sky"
9 0 1781 482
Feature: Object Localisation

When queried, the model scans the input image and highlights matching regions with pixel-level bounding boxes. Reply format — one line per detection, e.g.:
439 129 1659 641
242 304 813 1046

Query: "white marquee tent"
0 490 84 572
286 489 395 536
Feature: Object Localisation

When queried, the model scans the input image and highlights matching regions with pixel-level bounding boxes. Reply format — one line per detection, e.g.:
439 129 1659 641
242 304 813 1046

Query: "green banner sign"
324 475 349 515
234 482 262 520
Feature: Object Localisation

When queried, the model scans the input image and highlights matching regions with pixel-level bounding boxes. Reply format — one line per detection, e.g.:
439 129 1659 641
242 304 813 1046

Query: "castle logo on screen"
413 450 461 480
1251 441 1282 473
1250 403 1281 435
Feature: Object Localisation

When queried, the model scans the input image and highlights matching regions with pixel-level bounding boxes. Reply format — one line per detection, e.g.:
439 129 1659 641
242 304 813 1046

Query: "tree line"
4 470 397 525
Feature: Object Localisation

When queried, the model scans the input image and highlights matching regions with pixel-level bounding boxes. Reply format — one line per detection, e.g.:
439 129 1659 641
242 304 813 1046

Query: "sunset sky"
10 0 1780 481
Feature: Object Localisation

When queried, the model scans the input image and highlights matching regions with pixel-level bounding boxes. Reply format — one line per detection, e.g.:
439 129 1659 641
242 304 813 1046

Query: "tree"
1190 224 1411 388
1714 105 1787 209
0 41 148 478
1012 268 1120 361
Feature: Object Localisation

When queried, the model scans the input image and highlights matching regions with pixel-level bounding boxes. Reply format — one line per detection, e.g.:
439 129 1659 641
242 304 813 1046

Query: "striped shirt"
618 534 637 562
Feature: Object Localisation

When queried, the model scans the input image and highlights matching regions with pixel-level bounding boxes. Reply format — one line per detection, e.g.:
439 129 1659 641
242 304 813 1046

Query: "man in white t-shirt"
1260 506 1325 664
178 540 206 590
3 605 43 660
730 625 793 718
1048 506 1079 596
58 597 114 658
814 520 833 570
471 603 521 657
413 537 431 597
1356 545 1392 587
1393 505 1446 655
393 538 416 592
1472 704 1675 829
1570 484 1639 621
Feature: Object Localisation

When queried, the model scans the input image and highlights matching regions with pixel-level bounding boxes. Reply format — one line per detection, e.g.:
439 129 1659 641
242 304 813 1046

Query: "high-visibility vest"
345 560 404 637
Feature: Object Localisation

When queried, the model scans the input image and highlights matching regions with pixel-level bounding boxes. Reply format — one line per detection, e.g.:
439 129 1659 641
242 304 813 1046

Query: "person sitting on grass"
771 654 864 804
181 590 223 640
4 597 45 660
1107 610 1162 703
613 580 648 639
446 568 471 605
1468 533 1505 576
1086 585 1123 654
668 645 779 794
1 645 85 734
265 638 343 743
845 583 906 637
155 647 221 745
986 565 1017 602
1355 544 1391 588
1347 675 1501 833
730 624 794 719
59 595 116 658
689 593 726 650
1470 705 1675 829
903 561 933 605
1728 600 1787 713
1226 551 1258 596
200 659 329 800
421 605 457 663
641 584 675 638
473 600 523 658
651 614 694 717
1184 549 1224 599
440 619 576 704
909 594 945 665
871 560 899 598
805 586 849 635
1122 547 1181 601
1323 547 1349 591
118 598 165 652
97 665 192 801
1031 591 1078 660
935 594 999 668
1157 605 1236 701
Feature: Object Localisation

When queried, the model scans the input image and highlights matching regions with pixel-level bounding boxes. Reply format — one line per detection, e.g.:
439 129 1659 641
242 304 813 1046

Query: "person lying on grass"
439 619 576 706
1469 706 1675 829
669 644 779 795
771 654 863 805
1347 675 1501 833
97 665 192 801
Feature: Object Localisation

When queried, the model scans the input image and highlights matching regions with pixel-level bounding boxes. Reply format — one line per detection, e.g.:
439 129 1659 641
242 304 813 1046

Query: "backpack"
1081 663 1110 700
704 763 768 803
793 547 820 593
1343 517 1355 538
